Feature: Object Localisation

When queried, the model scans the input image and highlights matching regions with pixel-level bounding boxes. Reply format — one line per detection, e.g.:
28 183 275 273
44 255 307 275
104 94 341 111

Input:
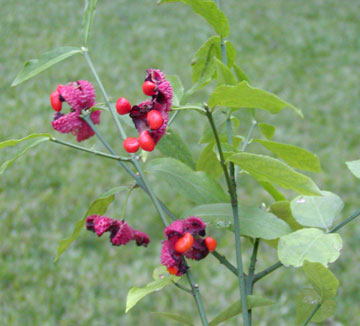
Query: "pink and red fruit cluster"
161 217 217 276
86 215 150 247
117 69 173 153
50 80 101 142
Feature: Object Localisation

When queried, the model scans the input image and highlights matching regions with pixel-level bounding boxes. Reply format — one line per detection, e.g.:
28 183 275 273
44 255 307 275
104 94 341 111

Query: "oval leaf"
152 312 194 326
12 46 82 86
346 160 360 178
83 0 98 46
157 129 196 170
303 261 339 301
208 81 303 117
254 139 321 172
278 228 342 267
126 273 178 313
181 203 292 240
1 138 49 175
0 133 51 149
227 153 321 196
146 158 229 204
209 295 274 326
214 57 237 86
296 289 336 325
197 143 223 179
160 0 230 37
258 123 275 140
270 201 302 231
290 191 344 230
54 186 128 262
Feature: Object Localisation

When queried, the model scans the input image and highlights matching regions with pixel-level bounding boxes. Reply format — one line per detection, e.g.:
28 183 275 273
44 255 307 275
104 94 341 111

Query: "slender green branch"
248 239 260 281
168 110 179 127
303 303 321 326
212 250 237 276
186 268 209 326
83 115 209 326
120 185 136 220
241 119 257 152
50 138 131 161
205 106 250 326
131 159 170 226
247 238 260 326
329 208 360 233
82 48 127 140
253 261 283 284
172 281 192 295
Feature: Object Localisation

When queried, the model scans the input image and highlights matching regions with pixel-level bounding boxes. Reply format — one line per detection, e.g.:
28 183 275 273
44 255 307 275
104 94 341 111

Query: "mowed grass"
0 0 359 325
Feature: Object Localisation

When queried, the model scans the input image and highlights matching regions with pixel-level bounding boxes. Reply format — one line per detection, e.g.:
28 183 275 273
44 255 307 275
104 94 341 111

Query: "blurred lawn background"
1 0 359 325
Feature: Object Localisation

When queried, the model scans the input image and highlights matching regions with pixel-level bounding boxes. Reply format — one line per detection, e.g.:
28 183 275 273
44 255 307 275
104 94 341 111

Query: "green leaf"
225 41 237 68
157 129 196 170
12 47 82 86
208 81 303 117
303 261 339 301
270 201 302 231
227 153 321 196
160 0 229 37
181 203 292 239
126 273 178 313
258 123 275 140
82 0 98 46
0 138 49 175
278 228 342 267
214 57 237 86
290 191 344 230
254 139 321 172
346 160 360 178
152 312 194 326
146 158 229 204
233 64 250 83
54 186 128 262
197 143 223 179
257 180 286 201
166 75 184 106
209 295 274 326
191 36 221 85
0 133 52 149
296 289 336 325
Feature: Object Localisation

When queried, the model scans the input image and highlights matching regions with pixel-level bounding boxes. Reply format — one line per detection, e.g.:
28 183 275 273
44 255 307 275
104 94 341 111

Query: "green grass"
1 0 359 325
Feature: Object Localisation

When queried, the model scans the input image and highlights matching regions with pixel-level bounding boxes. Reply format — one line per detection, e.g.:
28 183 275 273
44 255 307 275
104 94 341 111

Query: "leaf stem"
186 268 209 326
211 250 237 276
172 281 192 295
253 261 283 284
241 119 257 152
205 106 250 326
302 303 321 326
168 110 179 127
50 138 131 161
329 208 360 233
82 48 127 140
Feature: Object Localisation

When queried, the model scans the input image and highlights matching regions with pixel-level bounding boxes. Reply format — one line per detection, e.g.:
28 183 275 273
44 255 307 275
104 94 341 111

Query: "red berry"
147 110 164 130
56 84 64 91
175 233 194 254
123 137 140 153
50 90 62 112
204 237 217 252
142 81 156 96
138 130 155 152
167 266 179 275
116 97 132 115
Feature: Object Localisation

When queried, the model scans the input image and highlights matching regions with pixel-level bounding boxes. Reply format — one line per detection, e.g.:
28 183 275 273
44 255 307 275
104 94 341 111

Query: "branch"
211 250 237 276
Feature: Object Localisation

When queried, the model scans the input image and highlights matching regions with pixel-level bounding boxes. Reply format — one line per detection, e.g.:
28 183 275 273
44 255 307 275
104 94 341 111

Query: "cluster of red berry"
168 234 217 275
116 81 165 153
